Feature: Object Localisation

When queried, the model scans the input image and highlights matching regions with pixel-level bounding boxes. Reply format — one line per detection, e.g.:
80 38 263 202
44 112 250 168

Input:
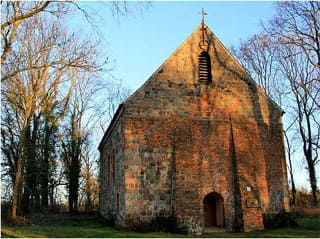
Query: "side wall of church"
99 111 126 225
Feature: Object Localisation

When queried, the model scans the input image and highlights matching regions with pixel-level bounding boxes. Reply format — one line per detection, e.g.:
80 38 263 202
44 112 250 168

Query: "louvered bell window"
198 51 212 84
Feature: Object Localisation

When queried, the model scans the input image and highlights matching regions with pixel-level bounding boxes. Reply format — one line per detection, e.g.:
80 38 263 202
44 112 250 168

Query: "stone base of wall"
101 211 269 236
177 217 203 235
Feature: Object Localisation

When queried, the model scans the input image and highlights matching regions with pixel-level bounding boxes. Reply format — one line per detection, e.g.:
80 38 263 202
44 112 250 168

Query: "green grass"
1 215 185 238
297 216 320 230
1 225 185 238
1 215 319 238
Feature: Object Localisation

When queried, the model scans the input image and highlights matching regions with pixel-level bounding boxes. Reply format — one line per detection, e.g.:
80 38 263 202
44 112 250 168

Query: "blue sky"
79 1 276 90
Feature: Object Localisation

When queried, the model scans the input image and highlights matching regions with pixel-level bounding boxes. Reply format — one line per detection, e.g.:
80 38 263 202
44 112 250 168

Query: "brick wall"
99 24 289 234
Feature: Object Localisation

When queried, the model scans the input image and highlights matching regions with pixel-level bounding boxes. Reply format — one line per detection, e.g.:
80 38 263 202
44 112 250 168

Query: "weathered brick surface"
99 24 289 234
99 108 126 226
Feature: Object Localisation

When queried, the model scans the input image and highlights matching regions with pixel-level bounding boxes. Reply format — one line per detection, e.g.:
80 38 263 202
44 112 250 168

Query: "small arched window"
198 51 212 84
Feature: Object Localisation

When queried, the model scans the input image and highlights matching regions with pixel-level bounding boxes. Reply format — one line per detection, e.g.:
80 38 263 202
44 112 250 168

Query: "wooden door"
203 194 217 226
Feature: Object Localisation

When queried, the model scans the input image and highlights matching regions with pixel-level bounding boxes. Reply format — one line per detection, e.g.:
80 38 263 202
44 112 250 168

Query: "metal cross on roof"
199 8 208 50
199 8 207 24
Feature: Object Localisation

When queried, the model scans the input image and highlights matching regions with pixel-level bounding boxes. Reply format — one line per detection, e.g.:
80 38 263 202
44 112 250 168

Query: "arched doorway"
203 192 224 227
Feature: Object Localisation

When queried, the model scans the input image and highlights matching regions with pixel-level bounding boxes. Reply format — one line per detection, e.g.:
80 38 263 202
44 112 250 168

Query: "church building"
99 15 289 234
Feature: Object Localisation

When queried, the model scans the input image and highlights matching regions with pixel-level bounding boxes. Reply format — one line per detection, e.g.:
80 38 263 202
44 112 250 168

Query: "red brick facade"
99 24 289 234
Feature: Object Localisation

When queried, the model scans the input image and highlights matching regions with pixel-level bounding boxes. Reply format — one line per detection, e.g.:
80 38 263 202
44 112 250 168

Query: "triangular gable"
124 23 282 113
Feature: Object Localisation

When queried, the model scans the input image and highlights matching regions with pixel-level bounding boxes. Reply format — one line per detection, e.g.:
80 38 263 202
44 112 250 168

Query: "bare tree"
1 102 20 206
1 0 148 219
1 1 51 63
284 128 297 205
109 1 151 18
94 79 131 132
61 112 84 214
1 1 151 68
269 1 320 68
270 1 320 205
233 33 279 99
277 42 319 205
79 145 99 212
1 12 104 219
61 71 97 213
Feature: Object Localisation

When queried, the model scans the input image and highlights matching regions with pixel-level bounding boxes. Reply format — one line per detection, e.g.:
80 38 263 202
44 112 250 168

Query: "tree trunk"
11 152 22 220
284 130 296 205
40 158 49 213
307 158 318 205
11 120 32 219
41 122 50 213
69 191 74 213
22 116 40 214
85 190 92 213
304 109 318 205
290 171 296 206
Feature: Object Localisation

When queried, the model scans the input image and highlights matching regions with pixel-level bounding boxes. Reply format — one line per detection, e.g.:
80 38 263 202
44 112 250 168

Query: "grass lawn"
1 214 185 238
1 214 319 238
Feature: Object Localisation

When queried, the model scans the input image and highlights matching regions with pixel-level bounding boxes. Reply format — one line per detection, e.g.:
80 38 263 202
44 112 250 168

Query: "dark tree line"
1 1 136 220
